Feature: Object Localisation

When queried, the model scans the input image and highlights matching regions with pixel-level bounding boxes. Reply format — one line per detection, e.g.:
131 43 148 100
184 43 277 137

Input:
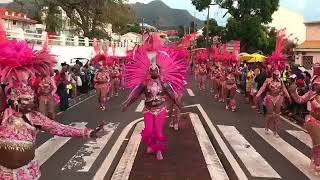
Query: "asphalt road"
37 78 318 180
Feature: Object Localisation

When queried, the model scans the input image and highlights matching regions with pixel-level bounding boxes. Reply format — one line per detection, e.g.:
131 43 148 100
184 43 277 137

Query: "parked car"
70 57 90 66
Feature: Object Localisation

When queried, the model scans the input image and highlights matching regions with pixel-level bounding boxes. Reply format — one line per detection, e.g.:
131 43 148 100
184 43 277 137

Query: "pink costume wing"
0 19 7 42
123 48 150 88
156 49 188 94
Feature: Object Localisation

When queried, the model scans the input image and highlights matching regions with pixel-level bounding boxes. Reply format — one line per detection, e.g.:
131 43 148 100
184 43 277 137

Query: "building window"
302 56 313 70
13 21 17 25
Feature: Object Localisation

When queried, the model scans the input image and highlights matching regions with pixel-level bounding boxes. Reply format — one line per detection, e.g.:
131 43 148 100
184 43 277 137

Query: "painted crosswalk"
287 130 312 148
253 128 318 179
111 122 144 180
35 122 88 165
135 100 145 112
61 122 120 172
35 116 317 180
218 125 280 178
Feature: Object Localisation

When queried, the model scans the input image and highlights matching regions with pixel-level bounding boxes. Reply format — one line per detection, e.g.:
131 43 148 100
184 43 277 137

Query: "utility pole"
141 17 145 42
205 6 210 48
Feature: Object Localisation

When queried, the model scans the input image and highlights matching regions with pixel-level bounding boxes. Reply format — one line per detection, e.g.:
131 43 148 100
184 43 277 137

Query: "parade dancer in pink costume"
0 26 105 179
32 37 59 120
166 48 188 131
198 62 207 90
224 67 238 111
256 29 291 136
121 33 186 160
90 40 111 111
223 41 240 111
290 75 320 175
38 76 59 120
110 61 121 97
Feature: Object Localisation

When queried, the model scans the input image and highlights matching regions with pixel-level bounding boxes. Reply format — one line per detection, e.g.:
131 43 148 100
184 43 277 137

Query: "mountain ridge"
130 0 203 29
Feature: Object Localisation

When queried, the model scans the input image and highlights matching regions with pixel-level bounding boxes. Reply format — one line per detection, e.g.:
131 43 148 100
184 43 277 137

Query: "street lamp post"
205 5 210 48
205 3 217 48
141 17 145 42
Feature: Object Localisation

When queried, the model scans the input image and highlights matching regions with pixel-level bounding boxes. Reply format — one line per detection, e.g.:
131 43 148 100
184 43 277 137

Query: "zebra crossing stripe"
190 113 229 180
287 130 312 148
218 125 281 178
187 88 195 96
111 122 144 180
61 122 120 172
135 100 145 112
253 128 319 180
35 122 88 166
191 104 248 180
93 118 144 180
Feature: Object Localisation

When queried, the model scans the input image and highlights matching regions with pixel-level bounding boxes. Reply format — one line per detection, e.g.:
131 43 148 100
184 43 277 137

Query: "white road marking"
190 113 229 180
185 104 248 180
253 128 319 180
57 93 96 115
280 116 307 132
111 122 144 180
287 130 312 148
35 122 88 166
187 88 195 96
135 100 145 112
61 122 120 172
93 118 144 180
218 125 280 178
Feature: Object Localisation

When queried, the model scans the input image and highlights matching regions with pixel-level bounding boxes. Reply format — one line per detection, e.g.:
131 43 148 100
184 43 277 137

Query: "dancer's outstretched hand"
90 121 107 138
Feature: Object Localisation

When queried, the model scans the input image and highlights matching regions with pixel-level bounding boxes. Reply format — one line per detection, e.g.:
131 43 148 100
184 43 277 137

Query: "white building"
121 32 142 47
0 8 37 32
269 6 306 44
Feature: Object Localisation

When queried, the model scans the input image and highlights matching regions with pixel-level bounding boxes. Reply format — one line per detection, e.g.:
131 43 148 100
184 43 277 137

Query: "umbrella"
240 53 265 63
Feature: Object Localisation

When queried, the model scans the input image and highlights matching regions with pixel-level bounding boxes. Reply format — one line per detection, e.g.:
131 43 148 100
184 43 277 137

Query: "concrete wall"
34 45 128 69
306 24 320 41
270 7 306 43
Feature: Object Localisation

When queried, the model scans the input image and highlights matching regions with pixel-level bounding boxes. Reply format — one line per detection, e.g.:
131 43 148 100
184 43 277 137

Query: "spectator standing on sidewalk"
55 63 69 111
255 67 267 114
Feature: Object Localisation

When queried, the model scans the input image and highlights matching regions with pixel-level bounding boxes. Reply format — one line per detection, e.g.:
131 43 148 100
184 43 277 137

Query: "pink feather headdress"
265 29 288 71
211 43 220 61
90 39 112 67
124 48 188 93
0 20 57 97
227 41 240 63
143 32 164 51
192 48 208 63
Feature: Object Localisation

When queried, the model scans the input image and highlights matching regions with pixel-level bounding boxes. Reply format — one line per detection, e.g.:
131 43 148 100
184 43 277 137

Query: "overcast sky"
129 0 320 25
1 0 319 25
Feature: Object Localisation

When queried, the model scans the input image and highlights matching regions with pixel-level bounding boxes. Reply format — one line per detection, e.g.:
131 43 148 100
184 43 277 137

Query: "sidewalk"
128 114 213 180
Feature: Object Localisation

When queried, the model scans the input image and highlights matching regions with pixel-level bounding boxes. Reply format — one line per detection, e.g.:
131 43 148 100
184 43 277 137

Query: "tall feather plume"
0 19 7 42
123 48 150 88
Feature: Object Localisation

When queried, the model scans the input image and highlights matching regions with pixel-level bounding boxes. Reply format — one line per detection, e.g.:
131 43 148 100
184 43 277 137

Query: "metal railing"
4 29 140 48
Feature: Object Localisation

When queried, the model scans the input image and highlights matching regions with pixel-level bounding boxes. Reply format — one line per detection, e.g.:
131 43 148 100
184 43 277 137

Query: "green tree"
191 0 280 53
128 23 142 33
177 25 185 38
190 21 196 33
202 18 223 38
45 3 63 33
15 0 135 38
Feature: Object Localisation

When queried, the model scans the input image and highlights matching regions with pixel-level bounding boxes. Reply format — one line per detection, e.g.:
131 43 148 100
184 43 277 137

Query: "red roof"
0 8 37 24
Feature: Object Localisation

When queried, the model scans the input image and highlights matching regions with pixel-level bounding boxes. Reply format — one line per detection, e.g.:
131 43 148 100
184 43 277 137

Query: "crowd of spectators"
238 62 311 124
54 60 95 111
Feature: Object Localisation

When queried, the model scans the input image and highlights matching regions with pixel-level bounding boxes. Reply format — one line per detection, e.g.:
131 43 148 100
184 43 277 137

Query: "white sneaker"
156 151 163 160
174 123 179 131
